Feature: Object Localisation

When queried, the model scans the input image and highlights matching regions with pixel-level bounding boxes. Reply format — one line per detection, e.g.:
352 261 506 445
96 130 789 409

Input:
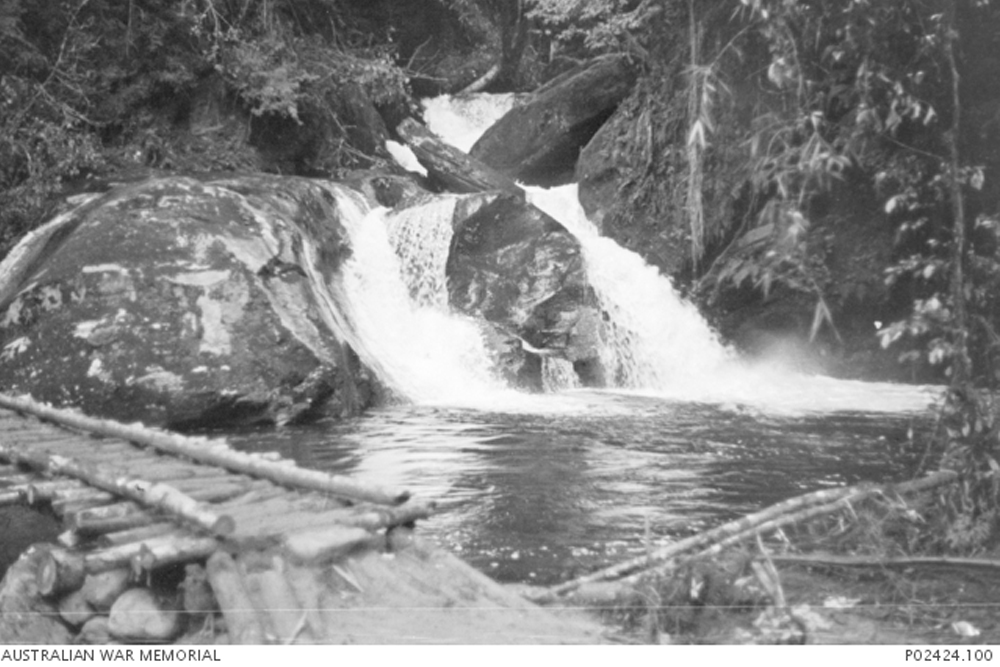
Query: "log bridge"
0 393 599 644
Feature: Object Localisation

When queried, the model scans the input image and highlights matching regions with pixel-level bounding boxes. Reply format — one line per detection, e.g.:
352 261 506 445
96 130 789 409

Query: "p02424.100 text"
905 649 993 662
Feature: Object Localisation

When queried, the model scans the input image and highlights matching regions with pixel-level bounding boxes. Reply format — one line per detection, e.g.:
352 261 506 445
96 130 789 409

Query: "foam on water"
421 93 523 152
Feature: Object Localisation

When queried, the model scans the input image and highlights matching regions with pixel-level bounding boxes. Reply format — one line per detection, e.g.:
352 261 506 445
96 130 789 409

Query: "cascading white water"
525 184 734 390
406 93 941 414
334 199 502 403
422 94 523 152
385 196 461 309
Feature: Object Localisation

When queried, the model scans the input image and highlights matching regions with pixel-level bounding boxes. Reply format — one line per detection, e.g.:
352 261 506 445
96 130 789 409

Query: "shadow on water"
224 390 931 586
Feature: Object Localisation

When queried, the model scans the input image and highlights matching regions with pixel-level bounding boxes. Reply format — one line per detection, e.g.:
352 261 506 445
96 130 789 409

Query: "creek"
224 94 941 586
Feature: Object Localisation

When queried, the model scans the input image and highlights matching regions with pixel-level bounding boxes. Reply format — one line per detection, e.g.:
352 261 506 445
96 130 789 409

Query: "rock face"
446 192 603 387
0 175 379 429
469 55 639 186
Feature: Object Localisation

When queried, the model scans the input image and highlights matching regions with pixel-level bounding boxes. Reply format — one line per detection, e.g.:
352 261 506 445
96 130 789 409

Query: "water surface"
227 389 933 586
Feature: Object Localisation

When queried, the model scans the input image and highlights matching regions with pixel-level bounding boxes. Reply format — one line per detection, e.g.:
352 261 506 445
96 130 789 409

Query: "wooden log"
28 481 115 506
339 499 436 531
397 118 524 196
229 498 434 541
139 464 233 482
83 534 219 574
770 553 1000 572
2 432 93 447
98 522 178 548
70 502 156 535
182 481 255 504
36 548 87 597
51 495 118 516
0 393 410 506
283 526 374 565
205 551 265 644
282 566 328 642
0 471 38 484
255 559 312 643
3 446 234 536
213 486 287 509
0 489 21 506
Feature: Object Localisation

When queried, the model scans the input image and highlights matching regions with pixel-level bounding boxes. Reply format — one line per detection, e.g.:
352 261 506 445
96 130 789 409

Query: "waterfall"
422 94 523 153
305 187 502 404
525 184 733 391
385 196 461 310
401 93 939 414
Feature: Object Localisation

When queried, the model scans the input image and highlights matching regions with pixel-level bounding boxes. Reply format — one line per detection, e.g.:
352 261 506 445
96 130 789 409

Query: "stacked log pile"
0 394 428 644
0 394 601 644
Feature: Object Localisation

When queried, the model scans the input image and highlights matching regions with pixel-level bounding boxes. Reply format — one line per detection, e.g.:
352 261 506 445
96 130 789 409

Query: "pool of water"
225 388 934 586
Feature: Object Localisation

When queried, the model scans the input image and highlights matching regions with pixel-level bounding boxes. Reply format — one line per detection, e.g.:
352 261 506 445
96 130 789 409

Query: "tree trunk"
397 118 523 195
944 2 970 385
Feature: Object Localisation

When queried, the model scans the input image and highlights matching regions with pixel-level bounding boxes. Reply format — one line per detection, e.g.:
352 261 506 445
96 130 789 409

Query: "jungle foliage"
0 0 415 253
529 0 1000 548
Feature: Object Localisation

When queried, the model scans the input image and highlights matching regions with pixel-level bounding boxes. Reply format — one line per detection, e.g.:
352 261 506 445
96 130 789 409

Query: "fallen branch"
533 470 960 602
396 118 522 195
770 553 1000 572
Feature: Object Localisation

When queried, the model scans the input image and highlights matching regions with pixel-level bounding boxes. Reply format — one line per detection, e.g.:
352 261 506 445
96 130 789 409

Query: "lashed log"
98 522 178 548
51 495 119 516
27 481 115 506
106 535 219 574
0 444 233 536
70 502 157 535
0 393 409 506
205 551 265 644
0 471 40 484
397 118 523 196
0 489 21 506
36 548 86 597
230 498 435 541
283 526 374 564
94 535 218 574
37 534 219 593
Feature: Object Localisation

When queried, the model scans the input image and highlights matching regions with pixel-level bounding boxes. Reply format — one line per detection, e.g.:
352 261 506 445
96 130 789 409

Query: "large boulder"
446 192 603 386
0 175 379 429
469 55 638 186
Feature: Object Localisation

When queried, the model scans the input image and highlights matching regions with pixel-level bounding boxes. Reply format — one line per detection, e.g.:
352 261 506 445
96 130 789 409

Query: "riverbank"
531 471 1000 645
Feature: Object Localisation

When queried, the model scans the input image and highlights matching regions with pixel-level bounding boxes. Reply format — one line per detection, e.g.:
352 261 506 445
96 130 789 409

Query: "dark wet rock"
446 191 603 383
469 55 638 186
0 175 378 429
575 97 695 278
251 82 391 175
344 170 430 209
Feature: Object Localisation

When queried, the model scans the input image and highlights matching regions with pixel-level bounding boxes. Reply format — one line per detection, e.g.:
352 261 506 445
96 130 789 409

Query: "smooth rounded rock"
108 588 182 642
